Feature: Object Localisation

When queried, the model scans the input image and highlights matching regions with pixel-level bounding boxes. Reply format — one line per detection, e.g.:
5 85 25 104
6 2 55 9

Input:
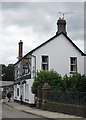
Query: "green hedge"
31 70 86 94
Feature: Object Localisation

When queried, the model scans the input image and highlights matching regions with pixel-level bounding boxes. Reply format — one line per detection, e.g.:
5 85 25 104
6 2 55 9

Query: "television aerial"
58 12 74 19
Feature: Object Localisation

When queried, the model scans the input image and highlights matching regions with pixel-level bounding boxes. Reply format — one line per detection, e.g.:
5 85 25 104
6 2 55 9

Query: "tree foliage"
2 64 14 81
31 70 62 94
31 70 86 94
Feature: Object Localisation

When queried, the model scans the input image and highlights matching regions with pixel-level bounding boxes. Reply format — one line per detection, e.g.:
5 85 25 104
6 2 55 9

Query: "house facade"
14 17 86 105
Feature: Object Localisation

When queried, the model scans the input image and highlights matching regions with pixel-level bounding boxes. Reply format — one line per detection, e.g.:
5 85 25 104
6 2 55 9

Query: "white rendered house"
14 17 86 105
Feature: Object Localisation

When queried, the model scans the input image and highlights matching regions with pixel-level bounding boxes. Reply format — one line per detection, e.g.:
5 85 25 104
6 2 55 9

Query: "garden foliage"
31 70 86 94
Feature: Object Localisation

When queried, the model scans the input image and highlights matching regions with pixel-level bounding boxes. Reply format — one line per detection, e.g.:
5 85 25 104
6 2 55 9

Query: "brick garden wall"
47 101 86 118
36 83 86 118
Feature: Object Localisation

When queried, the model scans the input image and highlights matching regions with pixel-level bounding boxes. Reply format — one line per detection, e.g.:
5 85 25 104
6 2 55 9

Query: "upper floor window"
14 66 18 78
42 56 48 71
70 57 77 73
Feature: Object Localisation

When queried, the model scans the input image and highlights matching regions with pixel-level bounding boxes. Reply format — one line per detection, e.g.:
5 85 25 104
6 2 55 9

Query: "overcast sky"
0 2 84 65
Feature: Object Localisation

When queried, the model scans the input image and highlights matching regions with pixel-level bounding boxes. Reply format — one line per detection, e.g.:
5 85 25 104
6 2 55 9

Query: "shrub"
31 70 62 94
31 71 86 94
67 73 82 92
76 75 86 92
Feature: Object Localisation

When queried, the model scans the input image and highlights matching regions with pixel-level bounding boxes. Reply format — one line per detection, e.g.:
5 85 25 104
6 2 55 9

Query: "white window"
15 66 18 78
70 57 77 73
14 85 17 98
41 56 48 71
25 83 29 101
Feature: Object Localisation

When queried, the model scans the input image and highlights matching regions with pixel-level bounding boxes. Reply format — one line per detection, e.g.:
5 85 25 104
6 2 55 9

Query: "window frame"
70 57 77 74
25 83 29 101
41 55 49 71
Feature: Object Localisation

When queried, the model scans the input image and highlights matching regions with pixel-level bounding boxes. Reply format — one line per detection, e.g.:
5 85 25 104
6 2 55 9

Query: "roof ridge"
14 32 86 66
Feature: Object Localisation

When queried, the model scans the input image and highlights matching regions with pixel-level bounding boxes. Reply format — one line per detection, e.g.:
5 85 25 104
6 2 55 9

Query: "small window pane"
42 56 48 71
71 65 73 71
70 57 77 73
71 58 76 64
71 65 77 71
42 56 48 62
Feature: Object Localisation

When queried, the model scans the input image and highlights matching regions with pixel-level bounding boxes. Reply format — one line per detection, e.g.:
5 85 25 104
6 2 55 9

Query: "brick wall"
36 83 86 117
47 101 86 117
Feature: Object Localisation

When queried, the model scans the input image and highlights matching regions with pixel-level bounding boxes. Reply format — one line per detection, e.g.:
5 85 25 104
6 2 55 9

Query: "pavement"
1 97 84 119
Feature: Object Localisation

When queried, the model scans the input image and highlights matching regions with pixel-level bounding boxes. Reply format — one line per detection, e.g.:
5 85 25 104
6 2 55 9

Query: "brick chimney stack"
56 17 67 35
18 40 23 60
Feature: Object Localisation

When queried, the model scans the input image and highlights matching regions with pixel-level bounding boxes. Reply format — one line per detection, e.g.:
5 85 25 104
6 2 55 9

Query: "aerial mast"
58 12 73 19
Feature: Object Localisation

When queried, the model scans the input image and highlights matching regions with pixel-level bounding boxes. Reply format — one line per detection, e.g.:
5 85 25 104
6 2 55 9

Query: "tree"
2 64 14 81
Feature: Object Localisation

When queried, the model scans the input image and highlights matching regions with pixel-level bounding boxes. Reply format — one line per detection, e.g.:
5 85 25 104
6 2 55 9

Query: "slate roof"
14 32 86 66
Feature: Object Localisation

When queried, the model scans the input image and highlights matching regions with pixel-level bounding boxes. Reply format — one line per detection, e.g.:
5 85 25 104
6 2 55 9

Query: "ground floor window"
14 85 17 98
25 83 29 101
17 88 19 96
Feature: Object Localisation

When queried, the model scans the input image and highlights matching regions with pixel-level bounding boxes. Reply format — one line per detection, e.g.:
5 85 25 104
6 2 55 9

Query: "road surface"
2 103 48 119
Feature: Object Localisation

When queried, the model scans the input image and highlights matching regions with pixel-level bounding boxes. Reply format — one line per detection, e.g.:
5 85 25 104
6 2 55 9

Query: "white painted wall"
14 33 85 104
14 84 20 100
14 61 21 79
31 56 36 78
84 56 86 75
14 79 35 104
14 85 17 99
22 84 24 101
32 34 85 76
19 79 35 104
25 79 35 104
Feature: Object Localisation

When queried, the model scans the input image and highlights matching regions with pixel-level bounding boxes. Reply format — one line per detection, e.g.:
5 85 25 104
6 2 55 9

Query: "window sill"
70 71 77 74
